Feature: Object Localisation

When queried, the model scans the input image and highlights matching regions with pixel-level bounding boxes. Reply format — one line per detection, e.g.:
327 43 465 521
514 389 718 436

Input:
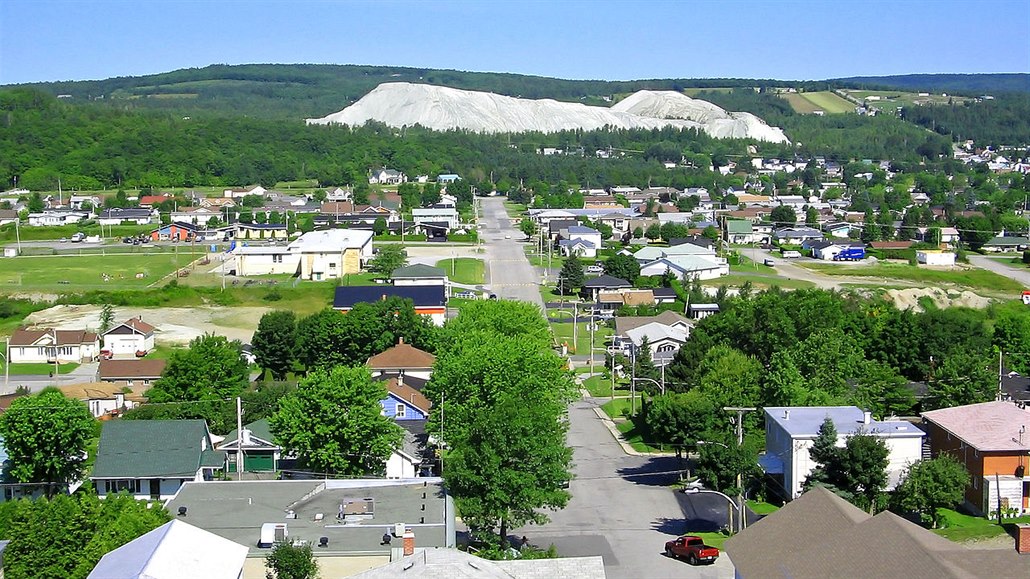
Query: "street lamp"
631 376 665 396
685 487 743 535
696 440 745 533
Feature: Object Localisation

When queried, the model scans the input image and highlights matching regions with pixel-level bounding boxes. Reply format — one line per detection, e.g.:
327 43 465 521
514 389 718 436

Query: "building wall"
393 278 446 287
385 453 418 479
779 432 922 499
9 343 97 364
103 334 154 355
380 395 429 421
236 253 300 277
923 421 1028 512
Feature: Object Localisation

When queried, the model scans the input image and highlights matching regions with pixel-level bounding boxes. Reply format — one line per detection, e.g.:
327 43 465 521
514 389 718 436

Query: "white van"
259 523 288 548
781 250 802 259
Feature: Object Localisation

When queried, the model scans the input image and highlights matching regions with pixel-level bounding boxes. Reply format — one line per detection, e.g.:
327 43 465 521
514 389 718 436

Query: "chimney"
1017 524 1030 554
398 337 404 345
863 411 871 425
402 529 415 556
783 410 790 420
241 428 252 447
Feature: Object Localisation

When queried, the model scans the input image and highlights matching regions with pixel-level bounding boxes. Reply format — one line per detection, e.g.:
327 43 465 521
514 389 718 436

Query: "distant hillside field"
782 91 853 114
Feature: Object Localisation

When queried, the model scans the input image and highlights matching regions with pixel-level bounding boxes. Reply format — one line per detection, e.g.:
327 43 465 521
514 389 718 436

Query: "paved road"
967 254 1030 290
1 362 99 395
514 397 734 579
478 197 544 309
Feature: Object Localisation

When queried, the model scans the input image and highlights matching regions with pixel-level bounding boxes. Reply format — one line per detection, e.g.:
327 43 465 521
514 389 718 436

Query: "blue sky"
1 0 1027 85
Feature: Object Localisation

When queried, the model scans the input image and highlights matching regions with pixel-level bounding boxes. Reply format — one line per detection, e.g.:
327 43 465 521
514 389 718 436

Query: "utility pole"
572 301 578 354
630 347 637 415
236 396 244 480
724 406 757 531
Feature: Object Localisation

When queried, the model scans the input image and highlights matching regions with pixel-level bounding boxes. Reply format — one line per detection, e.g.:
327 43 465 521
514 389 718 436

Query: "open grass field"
0 252 206 291
800 262 1024 292
781 91 853 114
8 362 80 375
703 272 815 290
840 89 972 111
682 87 736 96
438 258 485 285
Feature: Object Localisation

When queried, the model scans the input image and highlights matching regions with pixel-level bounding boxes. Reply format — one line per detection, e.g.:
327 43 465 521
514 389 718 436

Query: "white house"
916 250 957 266
68 195 100 210
325 186 352 201
223 185 266 199
91 419 223 501
8 327 99 363
391 264 448 289
170 207 220 226
27 210 88 226
557 225 602 258
102 317 156 356
638 255 729 280
624 321 690 366
234 229 374 280
369 168 407 185
762 406 925 501
412 207 459 230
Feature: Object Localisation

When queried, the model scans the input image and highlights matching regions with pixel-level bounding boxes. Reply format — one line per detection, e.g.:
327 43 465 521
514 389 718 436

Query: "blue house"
379 377 431 421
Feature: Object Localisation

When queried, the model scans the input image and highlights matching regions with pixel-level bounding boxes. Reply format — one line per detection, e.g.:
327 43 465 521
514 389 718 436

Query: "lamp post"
631 376 665 396
686 488 743 535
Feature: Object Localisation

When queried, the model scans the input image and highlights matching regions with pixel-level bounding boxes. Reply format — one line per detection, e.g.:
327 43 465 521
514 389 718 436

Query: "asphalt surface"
512 397 734 579
478 197 544 309
1 362 99 395
967 254 1030 290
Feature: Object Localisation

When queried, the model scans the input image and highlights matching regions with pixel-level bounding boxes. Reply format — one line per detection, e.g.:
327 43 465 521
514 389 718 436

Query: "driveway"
514 396 734 578
967 254 1030 290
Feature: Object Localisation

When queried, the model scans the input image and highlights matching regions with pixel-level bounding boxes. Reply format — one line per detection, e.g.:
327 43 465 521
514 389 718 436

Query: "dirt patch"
885 287 991 312
24 304 271 345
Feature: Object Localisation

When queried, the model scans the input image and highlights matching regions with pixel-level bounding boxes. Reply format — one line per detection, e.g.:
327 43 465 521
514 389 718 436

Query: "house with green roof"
216 418 280 473
91 419 224 501
725 219 761 244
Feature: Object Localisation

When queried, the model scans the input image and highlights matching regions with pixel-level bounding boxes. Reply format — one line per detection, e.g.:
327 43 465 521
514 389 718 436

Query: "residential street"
515 397 734 579
479 197 545 309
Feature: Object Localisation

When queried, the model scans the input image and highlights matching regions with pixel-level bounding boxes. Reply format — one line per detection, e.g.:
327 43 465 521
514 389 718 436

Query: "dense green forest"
899 94 1030 145
0 88 960 192
832 73 1030 95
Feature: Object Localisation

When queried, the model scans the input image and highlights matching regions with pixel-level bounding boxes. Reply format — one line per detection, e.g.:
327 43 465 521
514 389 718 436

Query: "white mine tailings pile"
307 83 789 143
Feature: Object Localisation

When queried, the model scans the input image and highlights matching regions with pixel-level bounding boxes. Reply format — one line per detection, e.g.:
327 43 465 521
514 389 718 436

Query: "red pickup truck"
664 535 719 565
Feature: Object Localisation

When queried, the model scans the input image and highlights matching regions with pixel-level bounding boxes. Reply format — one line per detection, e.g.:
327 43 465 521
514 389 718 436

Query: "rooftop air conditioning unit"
394 522 406 537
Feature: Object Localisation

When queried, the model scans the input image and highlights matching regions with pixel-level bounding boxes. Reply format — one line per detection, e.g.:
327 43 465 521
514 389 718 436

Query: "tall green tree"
769 205 796 226
252 310 297 380
367 245 407 279
557 256 584 296
265 542 320 579
642 391 719 454
806 422 889 513
603 253 640 284
270 366 402 476
0 492 169 579
519 218 537 238
694 435 763 498
98 304 115 335
926 352 996 409
892 455 969 528
0 389 95 490
148 334 249 403
851 360 915 418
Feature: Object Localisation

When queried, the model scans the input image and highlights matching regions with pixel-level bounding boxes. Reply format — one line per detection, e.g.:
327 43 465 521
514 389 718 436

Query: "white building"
170 207 220 226
233 228 374 280
916 250 957 266
8 327 99 363
625 321 689 366
412 207 459 230
638 255 729 280
27 210 89 226
763 406 925 501
223 185 266 199
97 208 155 226
557 226 603 258
102 317 156 356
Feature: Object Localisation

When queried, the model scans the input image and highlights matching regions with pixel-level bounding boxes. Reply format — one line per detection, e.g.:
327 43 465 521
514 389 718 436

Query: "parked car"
664 535 719 565
781 250 801 258
763 258 775 267
70 232 85 243
454 291 477 299
585 265 604 274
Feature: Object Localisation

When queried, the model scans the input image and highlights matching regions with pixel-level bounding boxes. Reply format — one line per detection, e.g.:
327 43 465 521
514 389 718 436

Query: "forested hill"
8 63 1024 121
832 73 1030 95
5 64 811 120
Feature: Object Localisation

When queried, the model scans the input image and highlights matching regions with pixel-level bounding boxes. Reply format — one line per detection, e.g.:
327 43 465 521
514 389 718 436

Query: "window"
395 403 406 418
657 344 675 353
329 262 337 269
272 254 283 264
107 479 141 494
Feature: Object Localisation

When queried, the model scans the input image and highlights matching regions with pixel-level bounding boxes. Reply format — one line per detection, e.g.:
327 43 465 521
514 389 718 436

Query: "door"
245 452 275 472
149 479 160 500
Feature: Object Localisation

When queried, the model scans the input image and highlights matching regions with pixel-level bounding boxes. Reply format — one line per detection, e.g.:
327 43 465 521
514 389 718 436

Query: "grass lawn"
601 397 637 420
438 258 484 285
551 321 611 355
781 91 853 114
800 261 1024 292
746 500 781 515
614 419 664 453
987 255 1030 269
691 532 732 550
0 252 206 291
933 508 1030 542
582 375 629 398
8 362 80 375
